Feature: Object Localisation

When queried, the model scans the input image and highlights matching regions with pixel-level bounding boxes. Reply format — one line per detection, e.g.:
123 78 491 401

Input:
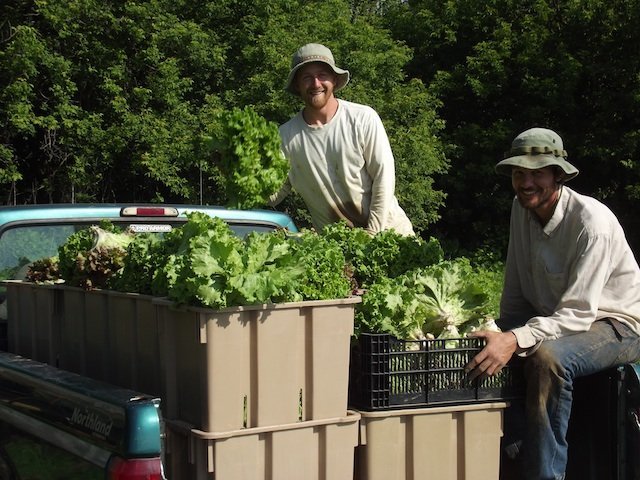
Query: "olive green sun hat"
285 43 350 95
495 128 579 181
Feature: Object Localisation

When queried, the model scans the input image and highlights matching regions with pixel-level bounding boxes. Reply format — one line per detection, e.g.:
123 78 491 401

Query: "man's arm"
498 201 539 331
361 109 395 234
267 177 292 207
470 231 616 377
510 232 614 347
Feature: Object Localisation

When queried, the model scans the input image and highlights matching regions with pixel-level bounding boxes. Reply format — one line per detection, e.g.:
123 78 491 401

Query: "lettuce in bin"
354 258 500 348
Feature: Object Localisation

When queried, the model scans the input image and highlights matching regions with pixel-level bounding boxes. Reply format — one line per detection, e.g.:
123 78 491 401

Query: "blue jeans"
505 319 640 480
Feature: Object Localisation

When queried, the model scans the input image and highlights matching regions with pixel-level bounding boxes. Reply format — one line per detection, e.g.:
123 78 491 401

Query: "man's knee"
525 343 565 383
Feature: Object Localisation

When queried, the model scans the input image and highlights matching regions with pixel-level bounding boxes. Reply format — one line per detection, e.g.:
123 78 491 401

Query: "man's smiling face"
295 62 337 110
511 166 563 224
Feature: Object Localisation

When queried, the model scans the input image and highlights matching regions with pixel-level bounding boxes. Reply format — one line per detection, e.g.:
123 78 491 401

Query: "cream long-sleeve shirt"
269 99 414 235
500 186 640 350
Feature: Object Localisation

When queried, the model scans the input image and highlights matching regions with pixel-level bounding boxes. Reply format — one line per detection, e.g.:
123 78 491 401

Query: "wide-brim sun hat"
495 127 579 181
285 43 350 95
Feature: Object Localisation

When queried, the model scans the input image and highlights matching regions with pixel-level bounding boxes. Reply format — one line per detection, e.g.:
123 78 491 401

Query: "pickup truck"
0 350 164 480
0 204 297 479
0 203 638 480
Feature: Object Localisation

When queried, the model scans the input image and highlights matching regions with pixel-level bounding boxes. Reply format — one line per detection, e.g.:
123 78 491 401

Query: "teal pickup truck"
0 204 296 480
0 204 639 480
0 351 164 479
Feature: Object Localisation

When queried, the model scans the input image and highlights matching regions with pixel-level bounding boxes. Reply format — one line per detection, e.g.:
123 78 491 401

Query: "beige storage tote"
6 282 360 431
154 296 360 432
5 280 61 365
164 411 361 480
5 282 161 396
58 287 162 395
354 402 508 480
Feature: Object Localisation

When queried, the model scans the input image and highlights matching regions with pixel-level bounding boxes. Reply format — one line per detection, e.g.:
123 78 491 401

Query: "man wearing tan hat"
268 43 414 236
465 127 640 479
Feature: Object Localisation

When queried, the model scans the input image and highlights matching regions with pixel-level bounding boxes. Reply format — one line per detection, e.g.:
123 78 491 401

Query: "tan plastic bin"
5 281 61 364
58 287 161 396
5 283 162 396
5 282 360 431
164 411 361 480
154 296 360 431
354 402 508 480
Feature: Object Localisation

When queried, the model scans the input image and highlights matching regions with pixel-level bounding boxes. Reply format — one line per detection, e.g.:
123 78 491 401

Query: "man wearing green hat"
466 127 640 479
268 43 414 236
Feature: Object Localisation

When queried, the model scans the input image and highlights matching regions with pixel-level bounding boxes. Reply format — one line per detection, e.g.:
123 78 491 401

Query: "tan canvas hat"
495 128 579 181
285 43 350 95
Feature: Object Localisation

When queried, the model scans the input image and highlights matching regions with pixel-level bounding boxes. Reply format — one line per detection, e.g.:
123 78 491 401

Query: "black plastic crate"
349 333 525 411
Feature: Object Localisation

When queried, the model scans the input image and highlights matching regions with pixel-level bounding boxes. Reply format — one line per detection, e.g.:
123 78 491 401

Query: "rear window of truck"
0 220 277 282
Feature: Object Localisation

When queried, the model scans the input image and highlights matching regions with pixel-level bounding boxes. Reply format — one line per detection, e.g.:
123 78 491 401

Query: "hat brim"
495 154 579 181
285 60 350 95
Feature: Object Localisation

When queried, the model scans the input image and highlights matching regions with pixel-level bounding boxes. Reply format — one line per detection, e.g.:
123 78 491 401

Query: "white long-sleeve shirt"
500 186 640 350
270 99 414 235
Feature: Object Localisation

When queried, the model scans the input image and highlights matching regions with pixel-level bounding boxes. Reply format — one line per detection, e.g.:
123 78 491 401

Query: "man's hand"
465 331 518 381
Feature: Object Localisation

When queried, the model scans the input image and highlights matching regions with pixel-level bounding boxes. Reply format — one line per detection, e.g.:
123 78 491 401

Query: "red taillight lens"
107 456 164 480
120 207 179 217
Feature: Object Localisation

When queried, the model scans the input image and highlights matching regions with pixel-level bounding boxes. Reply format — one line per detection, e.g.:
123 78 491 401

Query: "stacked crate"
151 296 361 479
348 333 524 480
355 403 507 480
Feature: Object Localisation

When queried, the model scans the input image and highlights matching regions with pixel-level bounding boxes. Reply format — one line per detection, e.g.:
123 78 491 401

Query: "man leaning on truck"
268 42 414 236
465 127 640 480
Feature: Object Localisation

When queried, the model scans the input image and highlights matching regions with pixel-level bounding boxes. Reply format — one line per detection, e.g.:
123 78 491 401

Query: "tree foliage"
382 0 640 252
0 0 447 234
2 0 640 252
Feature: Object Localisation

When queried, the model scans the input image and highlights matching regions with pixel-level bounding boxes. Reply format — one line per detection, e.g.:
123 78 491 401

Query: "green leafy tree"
0 0 228 203
383 0 640 253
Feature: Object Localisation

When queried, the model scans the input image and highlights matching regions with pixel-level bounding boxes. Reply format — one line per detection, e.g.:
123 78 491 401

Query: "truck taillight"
120 206 179 217
107 456 165 480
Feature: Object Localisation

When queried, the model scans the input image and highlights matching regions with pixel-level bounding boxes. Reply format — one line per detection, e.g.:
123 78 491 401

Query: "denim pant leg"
522 319 640 480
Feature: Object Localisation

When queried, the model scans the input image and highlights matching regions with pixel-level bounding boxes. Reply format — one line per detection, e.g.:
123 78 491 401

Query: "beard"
515 186 561 222
302 87 333 110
